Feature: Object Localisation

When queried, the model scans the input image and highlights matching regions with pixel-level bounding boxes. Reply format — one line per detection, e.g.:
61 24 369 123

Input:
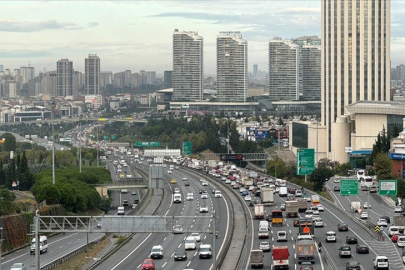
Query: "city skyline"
1 1 405 74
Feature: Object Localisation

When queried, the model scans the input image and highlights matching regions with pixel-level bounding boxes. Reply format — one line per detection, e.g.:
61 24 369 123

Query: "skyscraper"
216 31 248 102
85 54 100 95
172 30 203 101
299 45 321 100
321 0 391 161
20 66 35 84
56 59 73 96
253 64 258 76
268 39 302 101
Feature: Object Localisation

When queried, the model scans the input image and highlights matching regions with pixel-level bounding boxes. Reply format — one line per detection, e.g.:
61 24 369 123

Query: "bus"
360 176 376 191
271 210 283 226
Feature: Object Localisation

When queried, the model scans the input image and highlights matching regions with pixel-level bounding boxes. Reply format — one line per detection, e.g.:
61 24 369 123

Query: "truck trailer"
272 246 289 269
296 239 315 264
261 187 274 206
297 199 308 212
250 250 264 268
254 204 265 219
285 201 298 218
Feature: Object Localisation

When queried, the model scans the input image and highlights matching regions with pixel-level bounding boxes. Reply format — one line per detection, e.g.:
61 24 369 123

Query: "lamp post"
79 114 82 173
96 125 99 167
51 102 55 185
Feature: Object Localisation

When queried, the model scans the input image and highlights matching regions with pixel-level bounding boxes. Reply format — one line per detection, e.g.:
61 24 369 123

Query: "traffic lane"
2 232 105 270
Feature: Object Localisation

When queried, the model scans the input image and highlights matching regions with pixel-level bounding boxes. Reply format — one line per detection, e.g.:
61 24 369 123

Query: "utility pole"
96 125 99 167
79 114 82 173
51 102 55 185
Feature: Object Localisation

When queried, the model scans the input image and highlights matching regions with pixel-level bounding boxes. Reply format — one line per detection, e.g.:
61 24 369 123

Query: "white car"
167 170 172 174
202 181 208 186
305 210 314 219
395 206 402 213
239 187 247 193
221 177 227 181
377 218 388 227
317 205 324 211
225 179 231 184
295 190 302 197
388 226 399 237
310 206 320 215
325 231 336 242
187 193 194 201
230 181 236 186
190 232 201 242
360 212 369 219
214 191 222 198
333 178 340 183
199 205 208 213
201 193 208 199
276 231 288 242
363 202 371 209
245 195 252 201
259 241 271 252
249 186 255 191
398 236 405 247
314 218 324 227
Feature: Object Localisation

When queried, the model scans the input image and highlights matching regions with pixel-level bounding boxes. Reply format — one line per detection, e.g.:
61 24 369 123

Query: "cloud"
0 50 53 58
0 20 101 32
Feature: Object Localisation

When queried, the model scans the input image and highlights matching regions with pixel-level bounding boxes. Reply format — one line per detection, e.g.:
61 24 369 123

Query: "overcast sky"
1 0 405 76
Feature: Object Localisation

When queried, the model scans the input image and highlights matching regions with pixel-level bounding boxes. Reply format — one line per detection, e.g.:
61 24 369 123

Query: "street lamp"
79 114 82 173
51 102 55 185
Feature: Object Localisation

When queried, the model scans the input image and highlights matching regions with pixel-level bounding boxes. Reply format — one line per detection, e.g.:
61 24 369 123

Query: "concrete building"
164 71 172 88
85 54 100 95
20 66 35 84
253 64 258 76
56 59 73 97
300 45 321 100
41 71 57 96
100 71 113 90
268 39 302 101
124 70 131 87
147 71 156 85
216 31 248 102
172 30 203 101
139 70 148 86
131 73 139 88
293 36 321 46
73 71 84 96
0 65 3 72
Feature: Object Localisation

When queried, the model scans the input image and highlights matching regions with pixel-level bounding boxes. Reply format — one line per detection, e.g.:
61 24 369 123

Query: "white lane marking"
162 262 167 267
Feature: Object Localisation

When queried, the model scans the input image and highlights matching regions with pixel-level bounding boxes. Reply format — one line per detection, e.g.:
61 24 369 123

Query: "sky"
1 0 405 76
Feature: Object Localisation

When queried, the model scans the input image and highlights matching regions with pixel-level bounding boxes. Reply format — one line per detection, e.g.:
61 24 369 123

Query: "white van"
117 206 125 215
279 187 288 197
259 221 269 230
174 193 182 203
185 236 197 250
30 236 48 254
199 244 212 259
373 256 389 269
258 226 269 238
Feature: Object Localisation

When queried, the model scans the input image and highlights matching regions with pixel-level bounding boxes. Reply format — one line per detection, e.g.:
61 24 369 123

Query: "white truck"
350 201 361 213
117 206 125 215
250 250 264 268
254 204 265 219
260 187 274 206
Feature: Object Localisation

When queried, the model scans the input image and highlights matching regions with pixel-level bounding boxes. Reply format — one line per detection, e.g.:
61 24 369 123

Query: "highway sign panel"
375 225 380 233
182 141 192 155
340 179 358 196
220 154 244 161
379 180 397 196
296 148 315 175
135 142 160 147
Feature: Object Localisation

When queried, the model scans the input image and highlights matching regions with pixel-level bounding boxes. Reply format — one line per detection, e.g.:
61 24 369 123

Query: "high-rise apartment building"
20 66 35 84
172 30 203 101
85 54 100 95
321 0 391 161
139 70 148 86
131 73 140 88
164 71 173 88
300 45 321 100
216 31 248 102
41 71 57 96
73 71 84 96
100 72 113 90
253 64 258 76
0 65 3 72
269 39 302 101
147 71 156 85
56 59 73 97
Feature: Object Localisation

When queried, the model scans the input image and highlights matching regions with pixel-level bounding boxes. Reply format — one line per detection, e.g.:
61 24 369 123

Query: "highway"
96 160 230 270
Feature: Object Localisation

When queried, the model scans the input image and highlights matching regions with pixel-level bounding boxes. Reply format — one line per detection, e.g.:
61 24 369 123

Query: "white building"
85 94 103 109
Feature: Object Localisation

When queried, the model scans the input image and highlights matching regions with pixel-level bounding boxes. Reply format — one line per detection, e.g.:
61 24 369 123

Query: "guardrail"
322 247 338 270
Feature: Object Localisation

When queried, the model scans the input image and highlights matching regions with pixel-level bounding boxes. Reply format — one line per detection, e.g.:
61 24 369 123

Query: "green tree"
374 153 393 180
267 158 287 178
397 179 405 200
2 133 16 152
336 162 352 176
309 167 334 191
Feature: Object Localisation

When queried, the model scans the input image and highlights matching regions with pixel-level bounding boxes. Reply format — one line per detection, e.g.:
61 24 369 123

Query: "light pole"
96 125 99 167
51 102 55 185
79 114 82 173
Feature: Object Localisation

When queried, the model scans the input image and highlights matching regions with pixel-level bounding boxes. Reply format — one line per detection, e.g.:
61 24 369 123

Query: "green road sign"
135 142 160 147
103 136 109 140
296 148 315 175
340 179 358 195
379 180 397 196
182 141 192 155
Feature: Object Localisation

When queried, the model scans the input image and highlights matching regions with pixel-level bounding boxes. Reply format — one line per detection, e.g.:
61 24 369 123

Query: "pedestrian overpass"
94 179 148 196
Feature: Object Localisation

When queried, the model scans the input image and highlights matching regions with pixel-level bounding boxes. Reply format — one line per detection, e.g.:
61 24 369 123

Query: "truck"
297 199 308 212
296 239 315 264
243 179 253 188
250 250 264 268
394 216 405 233
117 206 125 215
260 187 274 206
311 195 320 205
272 246 289 269
254 204 265 219
350 201 361 212
249 171 258 178
285 201 298 218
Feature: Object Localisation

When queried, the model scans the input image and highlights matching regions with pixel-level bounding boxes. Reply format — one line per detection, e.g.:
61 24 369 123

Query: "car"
300 262 313 270
395 206 402 213
202 181 208 186
380 216 391 224
369 187 377 193
245 195 252 201
187 193 194 201
173 249 187 261
173 225 184 234
200 205 208 213
150 245 164 259
225 179 231 184
333 177 340 183
10 263 27 270
346 261 361 270
310 206 319 215
325 231 337 242
363 202 371 209
280 204 286 211
239 187 247 193
304 210 313 219
184 181 190 186
346 235 358 244
212 188 217 194
305 196 311 202
131 191 137 195
182 177 188 181
339 245 352 257
199 188 206 194
402 250 405 264
360 212 368 219
333 186 340 192
174 188 181 194
250 199 259 207
233 184 240 189
259 241 271 252
317 205 324 211
377 218 388 227
141 259 155 270
276 231 288 242
214 191 222 198
398 236 405 247
314 218 324 227
293 219 299 227
338 223 349 231
392 232 402 242
190 232 201 242
388 226 399 237
242 191 249 196
355 244 369 254
170 179 177 184
295 190 303 197
201 193 208 199
167 170 172 174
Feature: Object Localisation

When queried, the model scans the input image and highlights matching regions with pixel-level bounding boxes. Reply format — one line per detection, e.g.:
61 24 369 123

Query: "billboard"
246 127 272 141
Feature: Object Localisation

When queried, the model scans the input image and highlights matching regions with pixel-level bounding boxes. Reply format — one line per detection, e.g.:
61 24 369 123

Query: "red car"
141 259 155 270
184 181 190 186
392 232 402 242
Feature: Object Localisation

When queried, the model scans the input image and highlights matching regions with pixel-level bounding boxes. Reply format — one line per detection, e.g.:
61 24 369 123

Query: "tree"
309 167 334 191
374 153 393 180
336 162 352 176
2 133 16 152
397 179 405 201
392 124 400 139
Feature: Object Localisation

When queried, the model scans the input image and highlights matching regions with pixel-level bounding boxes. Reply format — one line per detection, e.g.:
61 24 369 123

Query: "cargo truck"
285 201 298 218
297 199 308 212
254 204 265 219
296 239 315 264
244 179 253 188
250 250 264 268
261 187 274 206
311 195 320 205
272 246 289 269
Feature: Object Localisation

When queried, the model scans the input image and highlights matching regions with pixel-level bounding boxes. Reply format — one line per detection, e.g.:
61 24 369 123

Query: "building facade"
172 30 203 101
85 54 100 95
216 31 248 102
56 59 73 97
164 71 173 88
300 45 321 100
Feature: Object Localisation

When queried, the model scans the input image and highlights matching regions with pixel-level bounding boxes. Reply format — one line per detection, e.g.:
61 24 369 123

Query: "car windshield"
200 247 211 252
378 258 388 262
185 239 194 243
260 242 269 245
151 248 161 252
391 227 398 231
340 223 347 226
143 261 153 265
191 233 199 237
341 246 350 250
175 250 185 255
